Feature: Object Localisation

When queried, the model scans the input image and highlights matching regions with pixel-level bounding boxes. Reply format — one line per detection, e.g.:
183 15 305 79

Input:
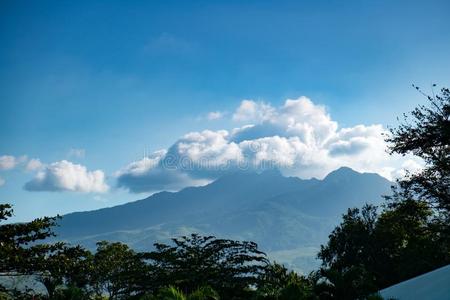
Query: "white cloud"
232 100 275 123
116 149 211 193
231 97 338 146
24 160 109 193
115 150 167 177
68 148 86 158
171 130 242 167
0 156 16 170
0 155 27 170
0 177 5 187
390 158 424 179
26 158 44 171
207 111 224 120
117 96 414 192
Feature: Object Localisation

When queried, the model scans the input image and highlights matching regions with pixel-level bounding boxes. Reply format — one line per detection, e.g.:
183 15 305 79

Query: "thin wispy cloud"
68 148 86 159
207 111 224 120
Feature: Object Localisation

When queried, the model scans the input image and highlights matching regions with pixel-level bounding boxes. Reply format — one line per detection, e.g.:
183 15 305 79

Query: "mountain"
55 167 392 272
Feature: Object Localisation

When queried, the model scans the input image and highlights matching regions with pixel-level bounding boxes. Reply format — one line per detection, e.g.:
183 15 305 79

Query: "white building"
379 264 450 300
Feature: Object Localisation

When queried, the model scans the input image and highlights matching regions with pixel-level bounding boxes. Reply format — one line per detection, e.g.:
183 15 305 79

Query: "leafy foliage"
0 204 59 274
386 86 450 214
140 286 219 300
0 204 93 298
145 234 268 299
316 201 450 298
315 86 450 299
91 241 147 299
256 262 316 299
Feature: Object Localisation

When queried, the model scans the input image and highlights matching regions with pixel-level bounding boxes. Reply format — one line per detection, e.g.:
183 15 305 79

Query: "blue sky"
1 0 449 221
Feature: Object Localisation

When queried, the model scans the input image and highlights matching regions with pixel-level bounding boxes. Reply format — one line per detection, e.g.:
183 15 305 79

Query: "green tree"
316 86 450 299
257 262 315 300
52 285 90 300
374 199 444 286
316 205 379 299
155 286 186 300
386 86 450 215
0 204 59 274
145 234 268 299
317 197 449 298
142 286 219 300
187 286 219 300
0 204 94 298
91 241 147 299
33 244 93 298
385 85 450 277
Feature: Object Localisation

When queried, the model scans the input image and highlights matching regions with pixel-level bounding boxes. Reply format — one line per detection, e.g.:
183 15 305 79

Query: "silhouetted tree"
316 205 378 299
256 262 316 300
315 86 450 299
141 285 219 300
33 244 93 298
0 204 96 298
91 241 148 299
0 204 59 274
386 86 450 215
317 201 449 298
385 85 450 280
145 234 268 299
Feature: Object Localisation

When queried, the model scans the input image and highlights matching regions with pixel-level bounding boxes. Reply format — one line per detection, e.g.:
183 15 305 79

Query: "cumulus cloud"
327 125 385 156
26 158 44 171
116 96 413 193
116 150 210 193
233 100 275 123
0 155 27 170
24 160 109 193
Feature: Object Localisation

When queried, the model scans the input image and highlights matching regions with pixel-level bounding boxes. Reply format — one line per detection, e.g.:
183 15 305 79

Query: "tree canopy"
316 86 450 299
386 86 450 214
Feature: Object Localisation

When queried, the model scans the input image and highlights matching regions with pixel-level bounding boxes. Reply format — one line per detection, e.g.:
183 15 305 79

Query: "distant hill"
55 167 392 272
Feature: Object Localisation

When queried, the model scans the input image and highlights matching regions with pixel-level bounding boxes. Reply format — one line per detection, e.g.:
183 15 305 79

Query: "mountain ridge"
55 167 392 272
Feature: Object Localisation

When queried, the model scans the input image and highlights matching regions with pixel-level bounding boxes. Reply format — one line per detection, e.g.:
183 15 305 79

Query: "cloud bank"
117 96 410 193
24 160 109 193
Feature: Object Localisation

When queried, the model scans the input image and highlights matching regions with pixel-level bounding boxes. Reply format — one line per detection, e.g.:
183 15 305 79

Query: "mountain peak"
324 166 360 180
324 167 391 185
